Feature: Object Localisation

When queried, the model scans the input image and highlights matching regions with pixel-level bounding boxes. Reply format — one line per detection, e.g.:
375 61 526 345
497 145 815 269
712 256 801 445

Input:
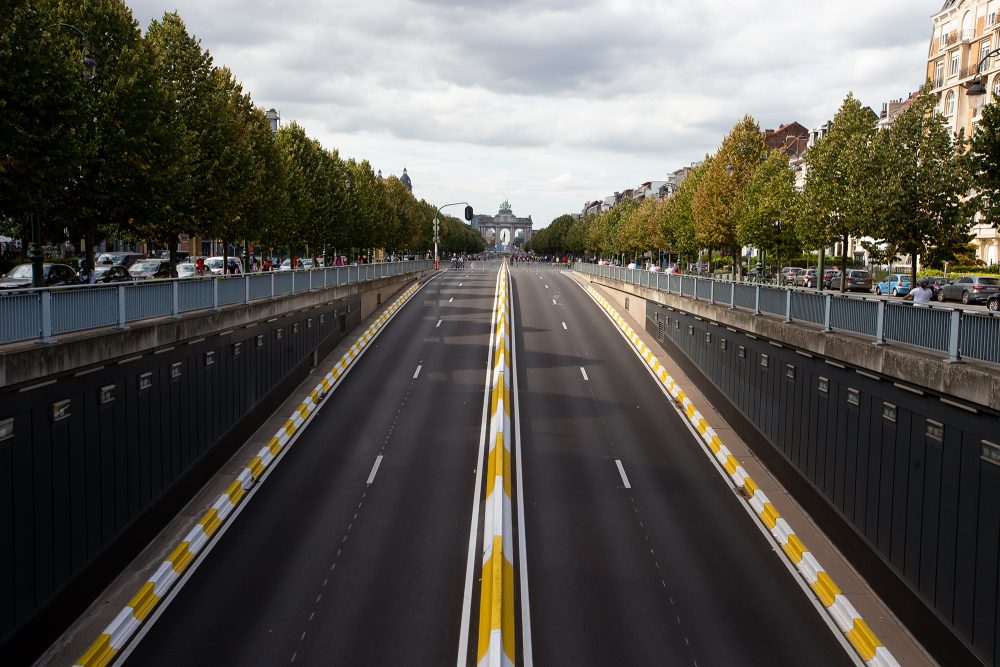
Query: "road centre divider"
477 263 516 667
585 285 900 667
74 280 424 667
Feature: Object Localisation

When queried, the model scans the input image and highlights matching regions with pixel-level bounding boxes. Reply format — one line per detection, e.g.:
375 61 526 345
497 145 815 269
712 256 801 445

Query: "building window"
982 41 993 71
138 372 153 391
934 59 944 87
926 420 944 441
993 77 1000 101
205 351 216 367
818 377 829 393
945 90 956 115
100 384 116 405
847 388 860 406
882 402 897 423
950 50 960 76
170 362 183 381
760 353 769 368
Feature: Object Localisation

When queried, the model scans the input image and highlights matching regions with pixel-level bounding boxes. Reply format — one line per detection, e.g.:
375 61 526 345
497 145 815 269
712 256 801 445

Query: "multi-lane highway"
106 263 855 666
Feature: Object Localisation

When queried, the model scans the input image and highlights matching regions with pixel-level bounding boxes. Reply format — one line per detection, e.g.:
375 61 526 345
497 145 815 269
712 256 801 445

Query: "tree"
795 93 879 291
662 159 711 266
870 87 972 285
970 98 1000 230
735 151 799 273
693 116 767 275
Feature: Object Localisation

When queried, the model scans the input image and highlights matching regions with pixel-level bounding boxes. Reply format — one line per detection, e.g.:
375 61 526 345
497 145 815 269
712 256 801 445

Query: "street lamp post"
433 202 475 270
966 48 1000 97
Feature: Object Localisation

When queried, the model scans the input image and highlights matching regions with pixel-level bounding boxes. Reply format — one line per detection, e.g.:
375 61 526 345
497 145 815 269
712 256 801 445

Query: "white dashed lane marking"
436 319 442 328
615 459 632 489
413 365 422 379
580 367 589 381
562 322 567 330
367 455 384 485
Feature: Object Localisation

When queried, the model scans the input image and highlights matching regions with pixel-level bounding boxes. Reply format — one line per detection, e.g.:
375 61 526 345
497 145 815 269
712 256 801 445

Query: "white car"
204 257 226 275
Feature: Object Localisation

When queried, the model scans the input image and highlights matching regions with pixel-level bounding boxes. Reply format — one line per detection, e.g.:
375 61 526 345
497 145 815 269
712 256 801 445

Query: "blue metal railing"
575 263 1000 366
0 260 432 345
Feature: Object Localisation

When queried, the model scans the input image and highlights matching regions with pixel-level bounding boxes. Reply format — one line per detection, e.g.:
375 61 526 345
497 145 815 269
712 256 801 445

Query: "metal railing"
576 263 1000 366
0 260 432 345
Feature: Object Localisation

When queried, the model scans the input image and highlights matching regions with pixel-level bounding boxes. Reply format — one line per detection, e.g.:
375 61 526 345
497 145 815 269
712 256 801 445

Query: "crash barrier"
585 284 900 667
477 263 516 667
73 280 424 667
575 263 1000 366
0 260 432 345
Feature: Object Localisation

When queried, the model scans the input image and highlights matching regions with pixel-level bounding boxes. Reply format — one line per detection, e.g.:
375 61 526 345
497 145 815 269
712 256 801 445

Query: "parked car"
780 267 804 284
822 268 840 288
176 261 199 278
93 264 131 283
204 257 226 275
987 294 999 312
829 269 872 292
745 267 772 282
936 275 1000 304
128 259 172 280
95 252 145 268
793 269 817 287
875 273 911 297
0 262 78 289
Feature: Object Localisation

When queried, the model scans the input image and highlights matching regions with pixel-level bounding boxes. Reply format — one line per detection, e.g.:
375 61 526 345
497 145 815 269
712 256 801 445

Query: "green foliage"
971 100 1000 229
734 151 800 265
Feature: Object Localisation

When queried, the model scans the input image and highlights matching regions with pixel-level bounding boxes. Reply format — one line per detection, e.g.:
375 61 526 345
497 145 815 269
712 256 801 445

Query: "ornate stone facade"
470 201 533 247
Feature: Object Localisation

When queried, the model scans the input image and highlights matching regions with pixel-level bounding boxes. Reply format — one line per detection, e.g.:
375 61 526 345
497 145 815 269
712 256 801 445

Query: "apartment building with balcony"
929 0 1000 265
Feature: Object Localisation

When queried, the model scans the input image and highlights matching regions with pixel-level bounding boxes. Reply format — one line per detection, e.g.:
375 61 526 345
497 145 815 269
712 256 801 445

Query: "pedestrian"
79 260 95 284
904 278 934 306
196 256 206 276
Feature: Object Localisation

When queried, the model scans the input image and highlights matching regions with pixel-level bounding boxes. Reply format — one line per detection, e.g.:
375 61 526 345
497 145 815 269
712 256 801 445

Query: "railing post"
947 308 962 363
709 279 715 305
172 280 180 317
40 290 52 342
244 274 250 304
692 277 698 301
784 290 792 323
323 268 328 289
754 285 761 315
117 284 127 329
874 300 886 345
270 271 275 299
309 268 313 291
822 293 833 333
730 282 736 309
291 270 296 294
213 276 219 311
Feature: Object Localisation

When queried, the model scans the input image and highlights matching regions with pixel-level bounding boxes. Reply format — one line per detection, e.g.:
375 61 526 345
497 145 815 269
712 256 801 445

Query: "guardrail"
575 263 1000 366
0 260 433 346
477 262 516 667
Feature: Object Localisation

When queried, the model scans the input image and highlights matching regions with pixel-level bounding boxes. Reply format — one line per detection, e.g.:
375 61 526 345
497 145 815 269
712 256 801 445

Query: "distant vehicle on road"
828 269 872 293
922 276 949 297
936 275 1000 304
794 269 818 288
0 263 78 289
875 274 911 296
96 252 145 268
821 268 840 288
93 265 131 283
129 259 172 280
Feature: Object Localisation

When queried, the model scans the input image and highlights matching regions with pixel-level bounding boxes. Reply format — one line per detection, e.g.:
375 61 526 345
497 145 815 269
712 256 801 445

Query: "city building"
764 122 809 159
928 0 1000 264
400 167 412 193
470 200 533 247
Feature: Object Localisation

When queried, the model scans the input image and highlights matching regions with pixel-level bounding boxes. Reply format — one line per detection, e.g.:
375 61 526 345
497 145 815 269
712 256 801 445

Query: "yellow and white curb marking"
477 263 516 667
586 285 899 667
74 281 424 667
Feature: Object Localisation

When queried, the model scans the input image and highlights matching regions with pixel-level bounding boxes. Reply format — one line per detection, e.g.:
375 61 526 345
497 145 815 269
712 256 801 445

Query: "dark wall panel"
0 293 365 654
644 299 1000 666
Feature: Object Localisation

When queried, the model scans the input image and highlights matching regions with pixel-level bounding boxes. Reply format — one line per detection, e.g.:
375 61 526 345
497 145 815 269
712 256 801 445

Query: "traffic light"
464 205 474 221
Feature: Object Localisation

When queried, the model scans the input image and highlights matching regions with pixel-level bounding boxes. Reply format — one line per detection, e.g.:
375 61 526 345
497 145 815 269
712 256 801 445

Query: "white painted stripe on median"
436 319 442 328
562 322 567 330
615 459 632 489
413 365 422 379
367 455 384 484
552 299 557 305
580 367 589 381
449 297 454 302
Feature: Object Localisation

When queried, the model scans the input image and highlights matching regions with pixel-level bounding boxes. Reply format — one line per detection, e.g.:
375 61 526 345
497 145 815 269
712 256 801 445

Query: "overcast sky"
128 0 935 229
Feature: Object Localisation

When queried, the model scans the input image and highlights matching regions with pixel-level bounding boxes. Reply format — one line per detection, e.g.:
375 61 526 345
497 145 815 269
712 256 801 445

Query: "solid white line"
436 319 442 328
366 455 384 485
615 459 631 489
562 322 567 330
413 365 422 379
510 270 534 666
580 367 589 381
457 266 504 666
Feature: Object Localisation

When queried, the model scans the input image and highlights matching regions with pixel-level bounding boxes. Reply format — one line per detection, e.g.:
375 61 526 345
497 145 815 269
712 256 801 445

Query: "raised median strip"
73 281 423 667
585 285 900 667
477 263 516 667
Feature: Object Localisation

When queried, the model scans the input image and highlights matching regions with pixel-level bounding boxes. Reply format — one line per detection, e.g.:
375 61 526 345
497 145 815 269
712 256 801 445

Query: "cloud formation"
129 0 932 227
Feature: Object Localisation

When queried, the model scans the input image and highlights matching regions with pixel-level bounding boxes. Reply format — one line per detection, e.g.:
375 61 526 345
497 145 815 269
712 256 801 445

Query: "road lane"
511 265 853 666
124 270 497 666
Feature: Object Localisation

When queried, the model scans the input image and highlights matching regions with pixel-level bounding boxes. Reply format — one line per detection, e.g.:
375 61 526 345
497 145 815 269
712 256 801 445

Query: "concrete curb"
586 285 899 667
477 263 516 667
72 281 423 667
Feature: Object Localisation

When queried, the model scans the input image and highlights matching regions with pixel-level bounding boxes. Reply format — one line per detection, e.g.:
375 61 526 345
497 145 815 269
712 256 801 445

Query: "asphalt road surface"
125 270 495 666
118 263 855 666
511 264 853 666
